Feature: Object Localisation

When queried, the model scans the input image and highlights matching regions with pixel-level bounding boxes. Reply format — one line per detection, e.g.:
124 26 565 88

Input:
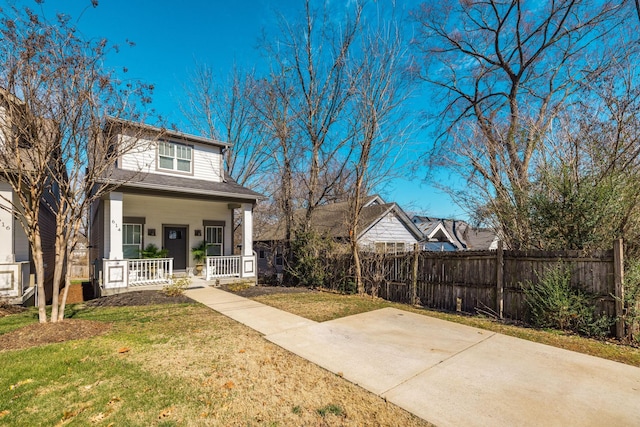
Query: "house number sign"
0 220 10 231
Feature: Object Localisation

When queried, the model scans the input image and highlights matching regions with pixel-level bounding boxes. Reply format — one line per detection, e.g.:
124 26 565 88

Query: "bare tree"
347 21 414 295
263 0 362 231
251 68 299 271
181 64 271 190
0 4 152 322
413 0 631 248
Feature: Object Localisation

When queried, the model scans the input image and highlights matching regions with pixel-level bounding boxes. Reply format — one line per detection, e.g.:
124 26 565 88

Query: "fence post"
412 243 419 305
614 238 625 340
496 240 504 319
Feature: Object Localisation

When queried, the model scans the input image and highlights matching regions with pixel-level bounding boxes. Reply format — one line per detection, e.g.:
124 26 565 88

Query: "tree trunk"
352 239 364 295
50 212 67 323
32 232 47 323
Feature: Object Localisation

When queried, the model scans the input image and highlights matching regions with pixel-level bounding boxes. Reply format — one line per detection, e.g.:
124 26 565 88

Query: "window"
259 250 265 259
205 226 223 256
158 141 192 172
123 223 142 258
374 242 406 255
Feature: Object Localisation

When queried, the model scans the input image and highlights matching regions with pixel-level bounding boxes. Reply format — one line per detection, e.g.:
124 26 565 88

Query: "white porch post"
107 192 124 259
241 203 253 257
240 203 256 280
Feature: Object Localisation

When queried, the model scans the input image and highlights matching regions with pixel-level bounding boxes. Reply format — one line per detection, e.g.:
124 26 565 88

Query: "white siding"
118 134 222 182
358 211 418 249
122 194 233 265
0 182 15 262
192 143 222 181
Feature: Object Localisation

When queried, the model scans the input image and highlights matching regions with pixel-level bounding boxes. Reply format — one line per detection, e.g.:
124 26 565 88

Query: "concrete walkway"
186 287 640 427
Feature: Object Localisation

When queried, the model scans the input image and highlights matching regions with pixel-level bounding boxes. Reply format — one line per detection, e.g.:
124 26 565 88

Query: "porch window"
158 141 192 173
123 223 142 259
205 226 223 256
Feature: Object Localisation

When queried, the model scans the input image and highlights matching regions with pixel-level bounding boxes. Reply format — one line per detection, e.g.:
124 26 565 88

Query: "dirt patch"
84 290 194 307
0 319 111 351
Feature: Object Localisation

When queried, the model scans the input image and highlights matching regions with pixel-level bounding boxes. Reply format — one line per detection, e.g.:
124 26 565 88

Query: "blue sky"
7 0 466 219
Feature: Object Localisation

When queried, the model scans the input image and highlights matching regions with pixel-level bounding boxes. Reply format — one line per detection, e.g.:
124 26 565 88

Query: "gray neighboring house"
255 195 423 278
412 216 499 251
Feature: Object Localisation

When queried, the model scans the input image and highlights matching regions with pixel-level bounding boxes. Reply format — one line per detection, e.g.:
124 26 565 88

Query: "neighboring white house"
89 118 262 295
0 181 37 304
254 195 423 278
0 89 56 305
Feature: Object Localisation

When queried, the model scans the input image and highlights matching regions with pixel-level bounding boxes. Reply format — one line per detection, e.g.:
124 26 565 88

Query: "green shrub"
337 278 357 294
286 230 333 288
623 259 640 343
140 243 169 258
523 265 613 337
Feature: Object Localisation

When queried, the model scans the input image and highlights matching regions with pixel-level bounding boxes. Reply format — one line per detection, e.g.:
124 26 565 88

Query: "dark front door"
164 226 187 270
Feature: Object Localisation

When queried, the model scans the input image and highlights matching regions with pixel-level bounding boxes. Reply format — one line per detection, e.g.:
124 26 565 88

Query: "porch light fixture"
148 228 156 236
194 229 202 236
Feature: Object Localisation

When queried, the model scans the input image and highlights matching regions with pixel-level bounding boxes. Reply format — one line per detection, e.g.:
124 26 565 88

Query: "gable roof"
105 117 231 149
412 215 499 251
256 197 423 242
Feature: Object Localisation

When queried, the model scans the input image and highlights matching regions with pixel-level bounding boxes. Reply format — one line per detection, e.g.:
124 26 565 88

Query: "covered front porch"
99 254 256 294
93 191 258 295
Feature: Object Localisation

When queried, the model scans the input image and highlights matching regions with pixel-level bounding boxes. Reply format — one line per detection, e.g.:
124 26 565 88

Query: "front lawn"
0 301 430 426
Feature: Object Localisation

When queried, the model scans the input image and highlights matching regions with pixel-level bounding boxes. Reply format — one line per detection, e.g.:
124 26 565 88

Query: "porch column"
241 203 253 257
107 192 124 259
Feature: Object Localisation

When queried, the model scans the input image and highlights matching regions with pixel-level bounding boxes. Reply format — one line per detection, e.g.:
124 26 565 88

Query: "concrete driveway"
187 287 640 426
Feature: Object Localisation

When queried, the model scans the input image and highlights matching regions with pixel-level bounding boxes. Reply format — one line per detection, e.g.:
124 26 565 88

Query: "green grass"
0 301 432 426
0 309 39 335
253 291 640 368
0 304 211 426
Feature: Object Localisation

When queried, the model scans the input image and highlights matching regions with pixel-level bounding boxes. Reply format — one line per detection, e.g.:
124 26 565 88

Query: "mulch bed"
0 319 112 352
0 303 26 317
84 290 194 307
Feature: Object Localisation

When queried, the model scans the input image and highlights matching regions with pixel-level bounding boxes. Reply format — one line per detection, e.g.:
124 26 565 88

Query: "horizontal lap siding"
358 213 419 248
119 135 222 182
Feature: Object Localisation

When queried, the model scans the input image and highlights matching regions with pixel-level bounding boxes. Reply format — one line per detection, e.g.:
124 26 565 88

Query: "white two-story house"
89 118 262 295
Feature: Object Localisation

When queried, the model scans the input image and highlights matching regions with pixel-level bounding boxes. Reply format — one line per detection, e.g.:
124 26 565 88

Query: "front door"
164 226 187 270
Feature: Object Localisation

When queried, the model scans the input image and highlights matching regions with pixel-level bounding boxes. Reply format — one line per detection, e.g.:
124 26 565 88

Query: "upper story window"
158 141 192 173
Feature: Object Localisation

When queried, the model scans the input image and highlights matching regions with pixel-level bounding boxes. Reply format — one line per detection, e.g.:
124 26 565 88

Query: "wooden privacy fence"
325 240 626 338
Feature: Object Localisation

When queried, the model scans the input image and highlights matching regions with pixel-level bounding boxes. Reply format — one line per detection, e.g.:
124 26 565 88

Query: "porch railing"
128 258 173 286
206 255 241 280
